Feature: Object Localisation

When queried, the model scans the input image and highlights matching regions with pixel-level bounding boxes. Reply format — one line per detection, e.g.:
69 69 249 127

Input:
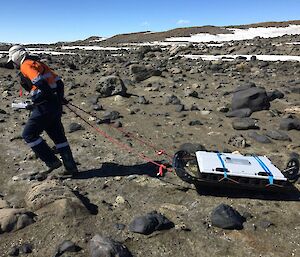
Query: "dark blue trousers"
22 110 68 166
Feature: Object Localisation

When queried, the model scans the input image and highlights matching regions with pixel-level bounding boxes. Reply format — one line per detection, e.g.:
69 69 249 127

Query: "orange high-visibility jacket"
20 59 60 94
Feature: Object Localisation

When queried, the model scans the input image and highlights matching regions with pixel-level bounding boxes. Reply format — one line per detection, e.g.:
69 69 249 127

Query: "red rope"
67 102 173 160
65 105 173 176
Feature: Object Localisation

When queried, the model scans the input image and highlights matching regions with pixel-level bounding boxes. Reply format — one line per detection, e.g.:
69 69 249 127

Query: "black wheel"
283 158 299 182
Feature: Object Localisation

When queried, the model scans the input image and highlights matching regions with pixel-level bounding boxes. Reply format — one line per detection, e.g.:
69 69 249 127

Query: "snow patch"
183 54 300 62
166 25 300 43
61 45 129 51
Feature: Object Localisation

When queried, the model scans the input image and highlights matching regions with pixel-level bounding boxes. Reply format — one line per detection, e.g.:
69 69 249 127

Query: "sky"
1 0 299 44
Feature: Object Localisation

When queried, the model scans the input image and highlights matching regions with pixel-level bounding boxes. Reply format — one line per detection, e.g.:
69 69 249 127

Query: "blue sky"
1 0 299 43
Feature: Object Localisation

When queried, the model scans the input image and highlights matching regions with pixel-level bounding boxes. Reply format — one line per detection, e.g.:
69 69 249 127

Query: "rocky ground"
0 34 300 257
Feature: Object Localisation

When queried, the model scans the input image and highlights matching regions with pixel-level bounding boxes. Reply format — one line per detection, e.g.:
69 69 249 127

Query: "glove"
25 104 34 110
61 98 69 105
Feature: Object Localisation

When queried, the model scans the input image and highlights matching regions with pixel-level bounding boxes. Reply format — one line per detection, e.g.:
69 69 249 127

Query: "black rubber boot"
58 146 78 176
31 140 62 173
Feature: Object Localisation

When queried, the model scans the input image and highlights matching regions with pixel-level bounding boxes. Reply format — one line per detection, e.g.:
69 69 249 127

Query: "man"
5 45 78 176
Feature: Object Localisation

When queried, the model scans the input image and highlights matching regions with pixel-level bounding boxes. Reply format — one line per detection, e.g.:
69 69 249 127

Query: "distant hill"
96 20 300 45
1 20 300 46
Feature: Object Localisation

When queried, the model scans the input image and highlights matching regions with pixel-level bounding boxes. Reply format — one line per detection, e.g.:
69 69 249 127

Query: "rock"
258 220 274 229
248 132 272 144
93 104 103 111
232 118 259 130
267 90 284 101
231 86 270 112
228 135 248 148
169 45 189 56
103 111 120 121
226 108 253 118
279 118 300 131
88 96 99 105
136 45 152 58
165 95 181 105
189 120 203 126
68 63 77 70
175 104 185 112
54 240 80 257
169 67 182 74
265 130 291 141
8 246 19 256
68 122 84 133
112 121 122 128
138 96 149 104
89 235 132 257
217 106 229 113
96 76 127 97
290 86 300 94
211 204 245 230
19 243 33 254
130 64 162 82
0 108 6 114
190 105 200 111
184 89 198 98
25 181 88 216
0 208 35 233
129 211 174 235
179 143 206 153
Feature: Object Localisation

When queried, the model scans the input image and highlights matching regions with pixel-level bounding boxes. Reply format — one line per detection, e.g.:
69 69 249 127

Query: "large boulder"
25 181 89 217
231 86 270 112
96 76 127 97
0 208 35 233
130 64 162 82
89 235 132 257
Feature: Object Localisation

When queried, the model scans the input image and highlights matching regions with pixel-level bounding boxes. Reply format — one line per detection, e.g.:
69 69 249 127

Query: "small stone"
165 95 181 105
211 204 245 230
114 223 126 230
138 96 149 104
103 111 120 121
54 240 80 256
232 118 259 130
129 211 174 235
217 106 229 113
89 235 132 257
258 220 274 229
184 89 198 98
0 109 7 114
93 104 103 111
112 121 122 128
68 123 84 133
175 105 184 112
201 110 210 115
8 246 19 256
19 243 33 254
115 196 125 205
189 120 203 126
